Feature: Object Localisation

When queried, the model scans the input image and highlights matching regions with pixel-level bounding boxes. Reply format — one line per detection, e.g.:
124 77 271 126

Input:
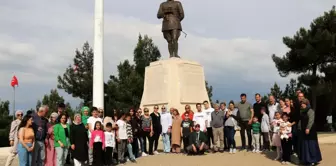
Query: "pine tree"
57 42 93 105
272 6 336 110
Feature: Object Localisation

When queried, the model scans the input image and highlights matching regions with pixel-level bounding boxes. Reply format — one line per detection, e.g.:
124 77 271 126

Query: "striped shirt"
126 123 133 139
252 122 261 134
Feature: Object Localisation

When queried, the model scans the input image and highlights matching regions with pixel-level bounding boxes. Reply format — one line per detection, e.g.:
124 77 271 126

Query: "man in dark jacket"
186 124 208 155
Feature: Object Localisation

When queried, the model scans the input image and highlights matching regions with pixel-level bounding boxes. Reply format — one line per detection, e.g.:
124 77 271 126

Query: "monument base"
140 58 210 113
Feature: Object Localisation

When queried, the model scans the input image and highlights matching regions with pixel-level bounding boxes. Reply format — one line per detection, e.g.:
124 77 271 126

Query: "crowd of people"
4 89 323 166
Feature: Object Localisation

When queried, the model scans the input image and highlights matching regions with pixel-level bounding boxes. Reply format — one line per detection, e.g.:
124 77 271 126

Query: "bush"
0 129 9 147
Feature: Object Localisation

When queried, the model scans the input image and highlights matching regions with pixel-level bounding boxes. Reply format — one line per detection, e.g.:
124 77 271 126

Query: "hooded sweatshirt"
81 106 90 125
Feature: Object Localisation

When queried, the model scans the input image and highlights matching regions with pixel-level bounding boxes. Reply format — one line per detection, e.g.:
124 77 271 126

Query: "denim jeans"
127 143 135 160
18 142 33 166
139 137 145 153
55 147 68 166
162 133 171 153
224 126 236 148
32 141 45 166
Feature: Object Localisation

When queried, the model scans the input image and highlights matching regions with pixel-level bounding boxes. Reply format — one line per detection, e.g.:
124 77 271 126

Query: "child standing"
116 112 128 164
181 113 193 153
260 107 270 151
251 116 261 153
271 112 283 161
90 121 105 166
280 113 292 164
125 113 137 163
104 122 115 166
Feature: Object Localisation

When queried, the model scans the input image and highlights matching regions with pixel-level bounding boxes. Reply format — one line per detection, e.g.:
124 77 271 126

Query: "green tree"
262 95 269 103
270 83 283 100
272 6 336 110
105 34 161 109
0 99 12 147
206 81 213 103
133 34 161 77
105 60 143 110
0 99 10 118
37 89 73 116
57 42 93 105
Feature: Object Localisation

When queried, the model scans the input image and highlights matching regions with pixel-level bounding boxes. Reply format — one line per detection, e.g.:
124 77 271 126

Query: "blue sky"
0 0 335 114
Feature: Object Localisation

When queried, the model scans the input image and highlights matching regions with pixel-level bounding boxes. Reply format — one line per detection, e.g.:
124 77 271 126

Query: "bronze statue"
157 0 184 58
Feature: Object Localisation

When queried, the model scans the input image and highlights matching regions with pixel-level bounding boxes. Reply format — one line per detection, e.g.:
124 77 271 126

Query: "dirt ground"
1 136 335 166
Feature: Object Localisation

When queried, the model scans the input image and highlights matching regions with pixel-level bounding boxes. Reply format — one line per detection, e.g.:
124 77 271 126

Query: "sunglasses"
17 114 23 116
154 108 158 109
161 108 166 109
144 111 149 113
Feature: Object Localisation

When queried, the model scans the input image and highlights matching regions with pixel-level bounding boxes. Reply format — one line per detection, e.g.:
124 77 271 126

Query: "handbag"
231 118 241 131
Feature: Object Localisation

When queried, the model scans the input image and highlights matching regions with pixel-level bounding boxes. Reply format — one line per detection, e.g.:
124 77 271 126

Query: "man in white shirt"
86 107 103 165
193 103 207 133
160 105 172 153
267 95 280 147
203 100 214 149
326 115 333 132
267 95 280 122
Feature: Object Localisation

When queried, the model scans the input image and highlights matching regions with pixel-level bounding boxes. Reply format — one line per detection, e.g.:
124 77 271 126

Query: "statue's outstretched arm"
157 4 164 19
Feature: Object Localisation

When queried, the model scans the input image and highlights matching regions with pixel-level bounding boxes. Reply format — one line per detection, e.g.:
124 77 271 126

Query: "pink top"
89 130 105 149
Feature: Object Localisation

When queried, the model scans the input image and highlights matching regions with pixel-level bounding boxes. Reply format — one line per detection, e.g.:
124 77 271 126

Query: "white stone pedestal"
140 58 210 113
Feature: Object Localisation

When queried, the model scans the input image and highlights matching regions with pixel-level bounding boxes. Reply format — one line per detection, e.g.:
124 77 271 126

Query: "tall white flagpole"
93 0 104 109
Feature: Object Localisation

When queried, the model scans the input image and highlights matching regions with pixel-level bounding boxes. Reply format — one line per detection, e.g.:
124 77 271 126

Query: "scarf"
81 106 90 125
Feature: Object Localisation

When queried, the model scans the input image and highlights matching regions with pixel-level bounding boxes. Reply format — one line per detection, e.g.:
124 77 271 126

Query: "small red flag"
11 75 18 87
73 65 78 73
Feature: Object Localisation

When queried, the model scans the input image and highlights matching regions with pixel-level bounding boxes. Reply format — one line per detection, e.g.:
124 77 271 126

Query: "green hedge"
0 129 9 147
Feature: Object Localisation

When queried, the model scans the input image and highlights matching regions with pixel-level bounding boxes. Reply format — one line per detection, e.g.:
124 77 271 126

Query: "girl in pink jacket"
90 121 105 166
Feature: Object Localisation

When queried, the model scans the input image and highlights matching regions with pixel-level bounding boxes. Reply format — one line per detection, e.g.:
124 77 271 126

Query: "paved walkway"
0 133 335 166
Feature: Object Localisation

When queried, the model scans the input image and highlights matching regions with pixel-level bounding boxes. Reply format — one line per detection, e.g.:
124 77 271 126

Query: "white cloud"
0 0 335 109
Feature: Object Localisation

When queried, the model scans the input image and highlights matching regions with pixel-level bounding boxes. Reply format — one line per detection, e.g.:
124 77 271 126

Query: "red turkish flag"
73 65 78 72
10 75 18 87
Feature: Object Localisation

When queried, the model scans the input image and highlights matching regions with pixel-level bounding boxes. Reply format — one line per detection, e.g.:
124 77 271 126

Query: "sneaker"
229 148 233 154
281 161 287 165
252 149 256 153
142 152 148 157
130 159 137 163
154 151 160 155
256 150 261 153
232 148 237 154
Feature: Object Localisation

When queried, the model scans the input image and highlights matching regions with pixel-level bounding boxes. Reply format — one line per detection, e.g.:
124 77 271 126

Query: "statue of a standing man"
157 0 184 58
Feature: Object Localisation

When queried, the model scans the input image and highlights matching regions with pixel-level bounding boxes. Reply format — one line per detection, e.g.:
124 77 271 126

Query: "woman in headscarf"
45 112 58 166
81 106 90 128
5 110 23 166
298 99 322 165
171 109 182 153
70 114 89 166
